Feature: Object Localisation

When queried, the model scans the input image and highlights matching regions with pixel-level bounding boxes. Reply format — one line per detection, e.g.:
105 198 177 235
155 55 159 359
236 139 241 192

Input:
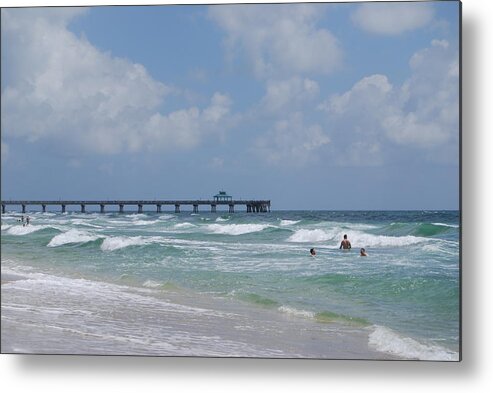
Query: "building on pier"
213 191 232 202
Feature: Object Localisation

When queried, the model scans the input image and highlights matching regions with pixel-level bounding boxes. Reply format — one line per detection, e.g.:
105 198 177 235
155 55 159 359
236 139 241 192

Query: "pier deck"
1 199 271 214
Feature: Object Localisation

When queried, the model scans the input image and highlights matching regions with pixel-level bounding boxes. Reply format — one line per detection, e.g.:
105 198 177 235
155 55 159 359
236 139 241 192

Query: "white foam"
278 305 315 319
355 233 426 247
2 224 12 231
174 223 196 229
159 215 175 220
7 225 53 236
47 229 101 247
101 236 163 251
35 212 56 217
206 223 270 235
215 217 229 222
70 219 102 228
132 220 159 226
126 214 147 219
280 219 300 226
143 280 162 288
368 325 459 361
287 229 333 243
421 243 454 254
432 222 459 228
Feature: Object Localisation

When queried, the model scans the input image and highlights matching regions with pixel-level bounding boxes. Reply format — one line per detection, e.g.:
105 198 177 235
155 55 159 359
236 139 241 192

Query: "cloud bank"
1 8 232 155
351 3 435 35
254 112 330 167
319 39 459 165
209 4 342 78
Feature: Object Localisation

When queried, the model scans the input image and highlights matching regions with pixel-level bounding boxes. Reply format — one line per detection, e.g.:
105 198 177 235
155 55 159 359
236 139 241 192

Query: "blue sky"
1 1 460 210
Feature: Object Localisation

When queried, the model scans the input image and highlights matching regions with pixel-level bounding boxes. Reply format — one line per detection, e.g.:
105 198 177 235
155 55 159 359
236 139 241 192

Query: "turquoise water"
1 209 460 359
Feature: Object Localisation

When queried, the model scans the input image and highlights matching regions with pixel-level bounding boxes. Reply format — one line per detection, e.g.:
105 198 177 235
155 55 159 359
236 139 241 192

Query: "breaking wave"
287 229 333 243
48 229 101 247
7 225 58 236
279 219 300 226
287 228 427 247
369 325 459 361
206 223 271 235
100 236 163 251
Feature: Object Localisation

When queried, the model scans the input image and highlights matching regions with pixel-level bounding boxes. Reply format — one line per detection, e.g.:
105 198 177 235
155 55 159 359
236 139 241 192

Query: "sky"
0 1 460 210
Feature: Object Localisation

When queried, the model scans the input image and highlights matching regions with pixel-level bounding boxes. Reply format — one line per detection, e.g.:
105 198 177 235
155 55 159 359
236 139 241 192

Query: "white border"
1 0 492 392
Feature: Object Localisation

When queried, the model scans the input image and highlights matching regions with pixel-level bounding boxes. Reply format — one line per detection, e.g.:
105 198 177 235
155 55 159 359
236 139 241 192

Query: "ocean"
1 209 460 360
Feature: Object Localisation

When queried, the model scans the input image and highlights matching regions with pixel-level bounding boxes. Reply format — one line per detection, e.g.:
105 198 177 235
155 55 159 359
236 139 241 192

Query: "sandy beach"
1 265 399 359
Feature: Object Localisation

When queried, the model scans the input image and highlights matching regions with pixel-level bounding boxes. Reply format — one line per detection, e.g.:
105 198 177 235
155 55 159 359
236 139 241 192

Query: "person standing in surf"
339 234 351 250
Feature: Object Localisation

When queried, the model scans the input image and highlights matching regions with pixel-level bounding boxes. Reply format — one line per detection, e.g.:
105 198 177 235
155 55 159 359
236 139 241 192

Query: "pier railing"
1 199 271 214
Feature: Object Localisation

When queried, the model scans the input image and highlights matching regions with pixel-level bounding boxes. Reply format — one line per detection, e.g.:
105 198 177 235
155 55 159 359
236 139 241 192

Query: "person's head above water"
360 248 367 256
310 248 316 256
343 234 348 239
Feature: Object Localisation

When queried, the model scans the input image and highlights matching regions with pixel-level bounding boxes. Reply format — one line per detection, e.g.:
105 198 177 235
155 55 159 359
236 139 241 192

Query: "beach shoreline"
1 264 400 360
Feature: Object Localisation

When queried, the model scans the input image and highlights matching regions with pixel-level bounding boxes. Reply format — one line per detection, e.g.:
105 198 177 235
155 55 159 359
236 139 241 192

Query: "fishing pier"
1 199 270 214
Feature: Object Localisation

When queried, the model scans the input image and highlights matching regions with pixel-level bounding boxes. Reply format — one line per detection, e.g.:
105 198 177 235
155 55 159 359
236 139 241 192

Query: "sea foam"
132 220 159 226
432 222 459 228
354 233 427 247
369 325 458 361
280 219 300 226
159 214 175 220
7 225 54 236
288 228 428 247
142 280 163 288
174 223 196 229
206 223 270 235
48 229 101 247
287 229 332 243
101 236 163 251
278 305 315 319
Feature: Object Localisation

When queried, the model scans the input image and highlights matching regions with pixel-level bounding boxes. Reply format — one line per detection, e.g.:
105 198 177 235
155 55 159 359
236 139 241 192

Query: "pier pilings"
1 199 271 214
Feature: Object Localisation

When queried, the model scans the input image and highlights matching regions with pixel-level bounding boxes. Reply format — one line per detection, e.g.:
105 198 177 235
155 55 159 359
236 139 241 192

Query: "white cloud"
261 77 319 113
209 4 342 78
254 112 330 166
383 113 449 147
384 40 458 149
141 93 233 152
1 9 233 155
319 40 459 163
351 3 435 35
320 74 393 115
317 74 395 166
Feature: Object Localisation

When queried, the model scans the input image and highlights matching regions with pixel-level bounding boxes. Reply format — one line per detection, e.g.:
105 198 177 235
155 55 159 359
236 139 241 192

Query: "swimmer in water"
360 248 367 256
339 234 351 250
310 248 316 256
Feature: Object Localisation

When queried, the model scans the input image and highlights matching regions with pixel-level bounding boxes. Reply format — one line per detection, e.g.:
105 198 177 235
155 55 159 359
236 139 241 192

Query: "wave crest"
369 325 458 361
7 225 56 236
100 236 164 251
48 229 101 247
206 223 271 235
287 229 332 243
280 219 300 226
101 236 149 251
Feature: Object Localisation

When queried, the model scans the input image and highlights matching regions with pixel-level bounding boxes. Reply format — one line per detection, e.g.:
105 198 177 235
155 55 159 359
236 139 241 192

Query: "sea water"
1 209 460 360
